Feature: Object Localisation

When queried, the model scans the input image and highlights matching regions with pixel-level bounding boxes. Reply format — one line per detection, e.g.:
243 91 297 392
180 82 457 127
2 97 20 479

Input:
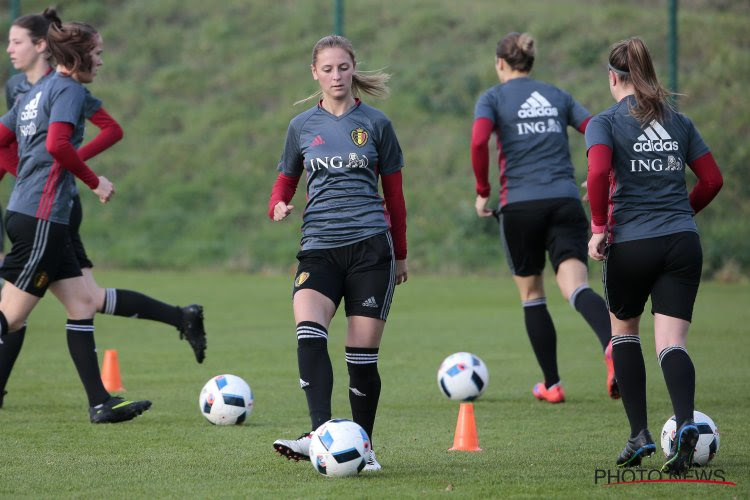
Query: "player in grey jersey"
0 16 151 423
471 32 615 404
586 37 722 473
270 35 408 472
0 9 206 411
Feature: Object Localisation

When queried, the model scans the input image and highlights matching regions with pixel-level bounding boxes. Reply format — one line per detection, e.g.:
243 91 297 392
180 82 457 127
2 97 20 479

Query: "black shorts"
293 232 396 320
69 195 94 269
0 211 82 297
603 231 702 322
497 197 588 276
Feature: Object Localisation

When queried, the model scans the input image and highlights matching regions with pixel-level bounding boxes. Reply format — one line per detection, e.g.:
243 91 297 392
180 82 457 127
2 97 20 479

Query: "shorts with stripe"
496 197 588 276
0 211 82 297
69 194 94 269
603 231 702 322
293 232 396 320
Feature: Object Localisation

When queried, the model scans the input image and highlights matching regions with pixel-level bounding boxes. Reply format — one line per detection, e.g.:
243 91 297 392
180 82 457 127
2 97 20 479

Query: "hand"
588 233 607 261
581 180 589 202
93 175 114 203
475 195 493 217
273 201 294 221
395 259 408 285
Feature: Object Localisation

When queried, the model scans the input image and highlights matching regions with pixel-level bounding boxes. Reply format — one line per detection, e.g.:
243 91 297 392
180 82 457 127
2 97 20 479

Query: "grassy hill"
2 0 749 275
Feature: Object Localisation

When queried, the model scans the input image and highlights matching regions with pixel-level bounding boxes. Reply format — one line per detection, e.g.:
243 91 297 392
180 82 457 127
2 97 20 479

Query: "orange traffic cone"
101 349 125 392
449 402 482 451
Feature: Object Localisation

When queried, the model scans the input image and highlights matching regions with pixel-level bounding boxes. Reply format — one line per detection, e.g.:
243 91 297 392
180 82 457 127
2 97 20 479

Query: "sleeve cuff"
591 222 606 234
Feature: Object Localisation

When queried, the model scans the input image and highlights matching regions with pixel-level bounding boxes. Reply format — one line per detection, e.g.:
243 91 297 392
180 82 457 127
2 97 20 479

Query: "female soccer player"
268 35 407 471
586 37 722 472
471 32 615 403
0 9 206 409
0 18 153 422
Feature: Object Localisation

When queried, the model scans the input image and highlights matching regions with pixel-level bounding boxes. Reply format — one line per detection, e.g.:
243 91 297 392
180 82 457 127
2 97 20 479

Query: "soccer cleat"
179 304 207 364
532 382 566 403
89 396 152 423
363 449 381 471
0 390 6 409
616 429 656 467
273 432 312 461
662 419 699 474
604 340 620 400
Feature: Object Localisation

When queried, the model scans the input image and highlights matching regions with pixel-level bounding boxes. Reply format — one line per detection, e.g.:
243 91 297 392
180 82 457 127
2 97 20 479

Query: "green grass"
2 1 749 273
0 270 747 498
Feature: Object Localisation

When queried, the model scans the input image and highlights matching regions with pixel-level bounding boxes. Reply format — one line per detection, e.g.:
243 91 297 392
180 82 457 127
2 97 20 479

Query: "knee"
68 293 97 319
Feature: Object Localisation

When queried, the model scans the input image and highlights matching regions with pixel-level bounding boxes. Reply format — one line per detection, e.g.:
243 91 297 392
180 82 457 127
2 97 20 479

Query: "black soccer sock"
0 311 8 337
523 299 559 388
570 285 611 351
66 319 109 407
659 346 695 429
0 325 27 397
346 347 381 444
297 321 333 431
612 335 648 437
102 288 182 327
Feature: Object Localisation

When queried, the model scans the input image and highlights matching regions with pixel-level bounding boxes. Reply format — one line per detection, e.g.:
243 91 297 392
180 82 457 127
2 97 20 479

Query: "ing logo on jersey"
295 272 310 287
350 127 369 147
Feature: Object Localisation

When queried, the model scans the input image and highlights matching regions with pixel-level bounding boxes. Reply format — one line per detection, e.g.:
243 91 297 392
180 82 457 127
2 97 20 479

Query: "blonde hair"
609 37 673 123
295 35 390 105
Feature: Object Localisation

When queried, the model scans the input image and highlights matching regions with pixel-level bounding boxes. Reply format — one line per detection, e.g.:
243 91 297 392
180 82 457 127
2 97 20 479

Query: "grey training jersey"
0 72 88 223
277 100 403 250
5 72 102 200
585 95 710 243
474 77 590 206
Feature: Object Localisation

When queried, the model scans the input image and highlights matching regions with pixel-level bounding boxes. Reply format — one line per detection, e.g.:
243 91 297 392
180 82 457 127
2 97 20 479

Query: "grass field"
0 270 747 498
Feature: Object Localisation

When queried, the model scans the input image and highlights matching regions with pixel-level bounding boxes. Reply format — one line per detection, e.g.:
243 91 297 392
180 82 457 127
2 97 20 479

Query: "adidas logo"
20 91 42 121
517 91 559 118
349 387 367 397
633 120 679 152
310 135 325 147
362 296 378 308
299 379 310 389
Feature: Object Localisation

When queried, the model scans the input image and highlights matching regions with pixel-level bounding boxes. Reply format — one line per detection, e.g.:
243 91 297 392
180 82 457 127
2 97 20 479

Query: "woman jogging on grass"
0 8 207 410
471 32 615 404
0 17 152 422
586 37 722 472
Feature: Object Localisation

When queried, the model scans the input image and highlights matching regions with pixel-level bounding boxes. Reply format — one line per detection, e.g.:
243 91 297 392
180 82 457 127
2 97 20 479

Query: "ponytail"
12 7 61 45
609 37 673 123
47 21 98 74
496 32 535 73
295 35 390 106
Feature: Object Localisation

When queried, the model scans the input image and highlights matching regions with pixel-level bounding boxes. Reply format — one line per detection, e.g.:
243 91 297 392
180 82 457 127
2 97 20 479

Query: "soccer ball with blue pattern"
199 374 253 425
310 419 371 477
437 352 489 401
660 410 719 466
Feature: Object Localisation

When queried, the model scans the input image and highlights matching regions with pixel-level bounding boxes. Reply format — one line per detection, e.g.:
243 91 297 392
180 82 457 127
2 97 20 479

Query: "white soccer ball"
309 419 371 477
199 374 253 425
437 352 489 401
660 410 720 466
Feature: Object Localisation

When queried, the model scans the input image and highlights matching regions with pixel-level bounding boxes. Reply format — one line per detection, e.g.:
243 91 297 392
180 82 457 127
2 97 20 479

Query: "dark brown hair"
47 21 98 74
297 35 390 105
608 37 673 123
496 32 535 73
12 7 61 46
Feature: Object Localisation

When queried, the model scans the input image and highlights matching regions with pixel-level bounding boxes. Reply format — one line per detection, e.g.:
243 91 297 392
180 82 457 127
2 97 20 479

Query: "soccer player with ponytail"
1 8 206 410
269 35 407 472
0 17 153 422
586 37 722 472
471 32 615 404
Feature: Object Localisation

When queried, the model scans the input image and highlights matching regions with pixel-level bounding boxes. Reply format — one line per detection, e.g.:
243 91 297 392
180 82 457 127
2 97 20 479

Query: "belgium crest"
351 127 368 147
